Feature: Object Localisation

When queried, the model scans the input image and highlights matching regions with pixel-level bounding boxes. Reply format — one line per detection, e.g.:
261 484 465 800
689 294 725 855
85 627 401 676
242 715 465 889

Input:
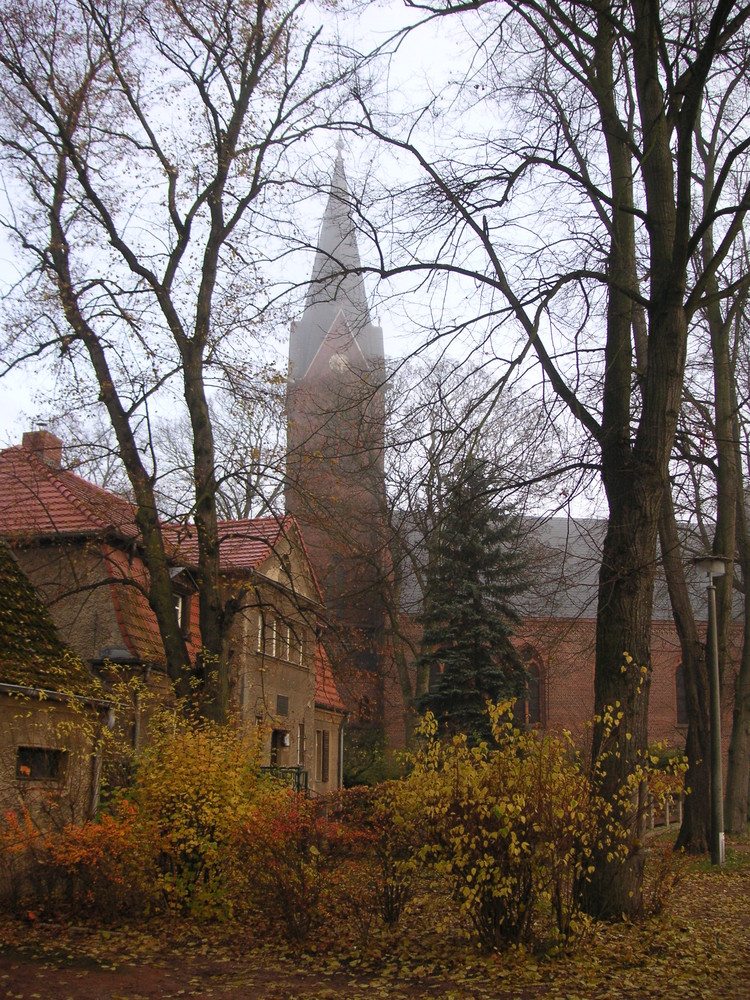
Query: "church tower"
285 148 387 717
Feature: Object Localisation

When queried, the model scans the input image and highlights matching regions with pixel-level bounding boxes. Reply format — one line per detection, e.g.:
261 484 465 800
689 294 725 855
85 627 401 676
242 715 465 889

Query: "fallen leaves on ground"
1 840 749 999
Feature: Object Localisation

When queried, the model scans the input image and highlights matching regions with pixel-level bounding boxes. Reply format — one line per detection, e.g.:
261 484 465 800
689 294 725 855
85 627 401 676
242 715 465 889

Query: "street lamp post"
694 555 728 867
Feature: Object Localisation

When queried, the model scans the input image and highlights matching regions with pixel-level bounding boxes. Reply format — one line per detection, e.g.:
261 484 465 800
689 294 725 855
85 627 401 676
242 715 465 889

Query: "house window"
174 593 191 637
276 620 290 661
315 729 330 783
16 747 67 782
291 628 304 665
269 619 277 658
271 729 290 765
675 664 688 726
276 694 289 716
297 723 306 766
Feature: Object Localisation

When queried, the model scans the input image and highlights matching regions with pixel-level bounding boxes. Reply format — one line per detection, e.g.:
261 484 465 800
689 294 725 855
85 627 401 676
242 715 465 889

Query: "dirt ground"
2 849 750 1000
0 940 543 1000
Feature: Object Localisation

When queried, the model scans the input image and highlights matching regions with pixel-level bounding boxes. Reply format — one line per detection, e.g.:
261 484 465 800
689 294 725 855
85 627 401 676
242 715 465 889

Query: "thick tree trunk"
725 434 750 832
182 344 230 722
585 488 657 918
725 604 750 833
660 490 711 853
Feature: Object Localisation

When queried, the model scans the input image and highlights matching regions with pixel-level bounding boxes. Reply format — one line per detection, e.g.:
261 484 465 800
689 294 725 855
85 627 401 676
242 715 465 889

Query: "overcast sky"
0 1 449 448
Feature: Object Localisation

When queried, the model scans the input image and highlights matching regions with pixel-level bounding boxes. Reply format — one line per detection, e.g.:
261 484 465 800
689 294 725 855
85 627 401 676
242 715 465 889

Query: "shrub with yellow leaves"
394 698 684 952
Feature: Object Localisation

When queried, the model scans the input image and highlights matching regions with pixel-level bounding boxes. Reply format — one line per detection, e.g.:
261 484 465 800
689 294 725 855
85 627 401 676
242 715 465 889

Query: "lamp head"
693 555 728 580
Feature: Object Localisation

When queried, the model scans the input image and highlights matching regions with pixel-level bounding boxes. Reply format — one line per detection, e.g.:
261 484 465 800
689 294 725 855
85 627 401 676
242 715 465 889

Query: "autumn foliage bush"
1 698 685 955
49 801 153 920
0 711 267 919
125 713 263 917
387 703 685 951
230 787 343 939
331 781 424 928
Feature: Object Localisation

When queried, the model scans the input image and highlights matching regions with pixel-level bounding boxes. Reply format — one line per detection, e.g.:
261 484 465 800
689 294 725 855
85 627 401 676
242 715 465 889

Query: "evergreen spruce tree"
417 456 527 742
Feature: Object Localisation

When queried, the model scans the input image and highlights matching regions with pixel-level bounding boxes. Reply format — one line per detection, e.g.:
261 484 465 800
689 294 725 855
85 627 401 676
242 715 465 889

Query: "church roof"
396 515 715 624
289 150 383 381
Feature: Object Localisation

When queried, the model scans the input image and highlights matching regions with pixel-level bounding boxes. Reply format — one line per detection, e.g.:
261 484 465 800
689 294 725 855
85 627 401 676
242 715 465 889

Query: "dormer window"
174 592 191 637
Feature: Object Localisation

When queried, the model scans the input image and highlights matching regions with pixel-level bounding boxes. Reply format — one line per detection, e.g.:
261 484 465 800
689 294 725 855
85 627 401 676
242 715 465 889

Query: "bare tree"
0 0 347 719
156 376 287 521
343 0 750 913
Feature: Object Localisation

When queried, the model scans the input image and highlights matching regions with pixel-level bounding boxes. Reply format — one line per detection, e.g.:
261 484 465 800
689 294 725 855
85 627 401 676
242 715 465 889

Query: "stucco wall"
0 693 102 828
12 543 126 662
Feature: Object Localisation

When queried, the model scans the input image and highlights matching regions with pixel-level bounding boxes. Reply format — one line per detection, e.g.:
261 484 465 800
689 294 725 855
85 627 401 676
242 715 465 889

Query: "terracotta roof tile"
102 546 163 665
0 446 139 541
314 643 346 714
164 516 294 572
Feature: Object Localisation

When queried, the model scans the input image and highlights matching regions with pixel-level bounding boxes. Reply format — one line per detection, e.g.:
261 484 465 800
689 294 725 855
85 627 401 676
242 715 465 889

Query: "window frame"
15 746 67 782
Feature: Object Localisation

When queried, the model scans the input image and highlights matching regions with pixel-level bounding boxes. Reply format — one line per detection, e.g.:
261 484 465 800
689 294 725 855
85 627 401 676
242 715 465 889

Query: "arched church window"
428 661 444 693
513 649 544 727
526 662 542 725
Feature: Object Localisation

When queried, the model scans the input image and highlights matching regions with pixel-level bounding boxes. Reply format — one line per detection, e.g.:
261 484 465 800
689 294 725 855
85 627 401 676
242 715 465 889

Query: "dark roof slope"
397 515 713 623
0 542 101 696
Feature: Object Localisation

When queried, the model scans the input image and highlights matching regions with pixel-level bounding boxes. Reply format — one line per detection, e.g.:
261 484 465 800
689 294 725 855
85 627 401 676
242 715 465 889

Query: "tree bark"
725 403 750 831
659 490 711 853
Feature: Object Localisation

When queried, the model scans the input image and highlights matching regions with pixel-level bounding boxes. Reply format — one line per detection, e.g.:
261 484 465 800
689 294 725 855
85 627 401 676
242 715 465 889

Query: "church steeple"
289 148 383 382
285 146 388 774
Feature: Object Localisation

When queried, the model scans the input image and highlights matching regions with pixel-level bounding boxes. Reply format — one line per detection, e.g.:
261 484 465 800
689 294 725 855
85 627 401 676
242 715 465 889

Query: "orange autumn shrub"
0 806 56 913
231 784 345 940
49 801 156 920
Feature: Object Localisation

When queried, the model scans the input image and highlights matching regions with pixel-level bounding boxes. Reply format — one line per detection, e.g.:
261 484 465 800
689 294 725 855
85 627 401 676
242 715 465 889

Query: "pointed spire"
289 146 383 381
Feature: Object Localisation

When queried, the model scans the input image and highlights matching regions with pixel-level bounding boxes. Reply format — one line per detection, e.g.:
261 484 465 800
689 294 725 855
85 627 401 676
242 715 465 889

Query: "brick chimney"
22 429 63 467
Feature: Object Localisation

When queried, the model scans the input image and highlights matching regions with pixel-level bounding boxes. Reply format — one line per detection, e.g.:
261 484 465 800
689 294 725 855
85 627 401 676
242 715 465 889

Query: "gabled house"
167 515 346 790
0 431 345 794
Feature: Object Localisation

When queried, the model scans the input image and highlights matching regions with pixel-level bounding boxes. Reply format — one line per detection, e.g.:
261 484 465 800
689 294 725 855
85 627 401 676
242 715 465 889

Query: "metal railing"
260 765 309 794
645 792 684 835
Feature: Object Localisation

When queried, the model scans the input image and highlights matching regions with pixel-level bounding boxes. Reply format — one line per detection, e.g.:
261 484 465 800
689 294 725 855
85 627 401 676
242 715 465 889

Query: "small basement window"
16 747 67 782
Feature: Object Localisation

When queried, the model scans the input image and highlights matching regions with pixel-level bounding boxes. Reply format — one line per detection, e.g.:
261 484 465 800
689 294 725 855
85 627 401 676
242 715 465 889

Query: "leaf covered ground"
1 840 749 999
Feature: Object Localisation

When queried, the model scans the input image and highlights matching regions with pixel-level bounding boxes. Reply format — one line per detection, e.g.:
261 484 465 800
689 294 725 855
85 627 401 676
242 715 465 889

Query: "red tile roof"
0 441 325 672
315 643 347 714
102 545 178 665
0 445 139 541
0 444 323 586
164 516 295 572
